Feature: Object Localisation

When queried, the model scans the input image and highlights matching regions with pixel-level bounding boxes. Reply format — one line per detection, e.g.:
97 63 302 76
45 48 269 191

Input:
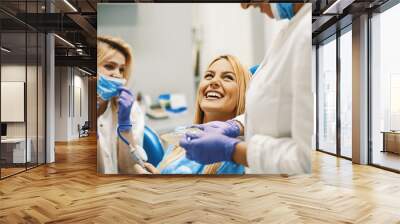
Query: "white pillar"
352 14 369 164
45 0 55 163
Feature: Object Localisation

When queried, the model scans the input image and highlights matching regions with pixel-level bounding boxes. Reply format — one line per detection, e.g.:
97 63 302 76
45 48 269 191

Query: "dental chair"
249 64 259 75
143 125 165 166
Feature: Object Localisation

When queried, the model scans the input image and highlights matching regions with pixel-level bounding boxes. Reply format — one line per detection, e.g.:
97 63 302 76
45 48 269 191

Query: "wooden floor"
0 136 400 223
373 151 400 171
1 167 26 178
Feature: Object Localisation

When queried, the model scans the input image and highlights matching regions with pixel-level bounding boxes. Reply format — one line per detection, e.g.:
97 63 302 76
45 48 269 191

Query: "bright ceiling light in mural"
63 0 78 12
1 47 11 53
54 34 75 48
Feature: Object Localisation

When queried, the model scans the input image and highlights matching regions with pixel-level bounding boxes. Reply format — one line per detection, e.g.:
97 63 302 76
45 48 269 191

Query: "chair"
249 64 260 75
143 125 165 166
79 121 90 138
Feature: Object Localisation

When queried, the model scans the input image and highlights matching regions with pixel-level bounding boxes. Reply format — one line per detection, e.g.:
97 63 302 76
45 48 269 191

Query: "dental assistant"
180 3 313 174
97 36 150 174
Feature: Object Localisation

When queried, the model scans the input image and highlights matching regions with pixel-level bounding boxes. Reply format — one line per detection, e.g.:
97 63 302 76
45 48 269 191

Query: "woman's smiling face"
198 58 239 117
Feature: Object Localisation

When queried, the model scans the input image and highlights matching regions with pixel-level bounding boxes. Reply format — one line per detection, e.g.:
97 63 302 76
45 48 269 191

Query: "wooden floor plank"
0 135 399 223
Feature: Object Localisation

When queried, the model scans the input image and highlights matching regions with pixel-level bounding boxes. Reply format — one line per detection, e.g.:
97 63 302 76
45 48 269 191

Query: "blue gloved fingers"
117 87 134 132
185 150 194 161
185 131 204 140
179 135 190 149
118 91 134 107
118 86 134 96
191 124 205 131
190 120 240 138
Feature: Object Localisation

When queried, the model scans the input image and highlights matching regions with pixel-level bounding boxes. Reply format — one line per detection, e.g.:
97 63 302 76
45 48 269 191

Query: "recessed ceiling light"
1 47 11 53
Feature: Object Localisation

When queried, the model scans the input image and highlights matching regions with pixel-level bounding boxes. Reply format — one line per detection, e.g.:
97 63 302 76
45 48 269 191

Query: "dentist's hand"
193 120 241 138
179 131 240 164
117 87 135 132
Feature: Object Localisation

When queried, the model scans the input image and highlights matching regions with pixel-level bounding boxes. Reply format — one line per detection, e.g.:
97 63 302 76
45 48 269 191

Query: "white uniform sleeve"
246 36 313 175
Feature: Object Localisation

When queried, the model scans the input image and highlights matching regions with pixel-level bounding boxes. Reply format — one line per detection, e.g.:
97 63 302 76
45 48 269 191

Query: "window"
340 29 352 158
318 37 337 154
371 2 400 171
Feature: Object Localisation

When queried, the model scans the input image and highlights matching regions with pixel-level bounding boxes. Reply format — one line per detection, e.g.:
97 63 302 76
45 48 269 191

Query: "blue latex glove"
179 131 240 165
193 120 241 138
117 87 135 132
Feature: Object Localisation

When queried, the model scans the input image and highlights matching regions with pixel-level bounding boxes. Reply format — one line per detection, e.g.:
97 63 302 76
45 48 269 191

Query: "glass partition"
1 31 28 177
0 1 46 179
317 36 337 155
371 3 400 171
339 29 352 158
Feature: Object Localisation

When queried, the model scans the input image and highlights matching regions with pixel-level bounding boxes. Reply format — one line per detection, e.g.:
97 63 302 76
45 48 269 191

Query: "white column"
46 32 55 163
45 0 56 163
352 14 369 164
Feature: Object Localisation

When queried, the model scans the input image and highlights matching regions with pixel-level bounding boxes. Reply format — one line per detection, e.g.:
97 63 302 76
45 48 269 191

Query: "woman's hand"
133 163 160 174
144 163 160 174
117 87 135 131
193 120 241 138
179 131 241 164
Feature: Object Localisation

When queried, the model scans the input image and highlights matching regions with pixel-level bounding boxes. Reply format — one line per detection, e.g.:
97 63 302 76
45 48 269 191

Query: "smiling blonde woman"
154 55 251 174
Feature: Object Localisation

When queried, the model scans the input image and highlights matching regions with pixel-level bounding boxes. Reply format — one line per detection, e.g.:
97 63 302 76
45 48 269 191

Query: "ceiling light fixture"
54 34 75 48
63 0 78 12
1 47 11 53
323 0 354 15
78 67 93 76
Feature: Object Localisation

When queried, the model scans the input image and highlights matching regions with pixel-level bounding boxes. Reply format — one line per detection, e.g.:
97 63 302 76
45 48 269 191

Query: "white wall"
1 65 34 137
98 3 196 113
194 3 254 73
1 64 46 163
54 67 89 141
194 3 287 76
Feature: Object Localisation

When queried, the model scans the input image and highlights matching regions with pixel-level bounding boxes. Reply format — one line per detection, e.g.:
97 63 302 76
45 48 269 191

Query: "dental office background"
97 3 314 174
98 3 292 134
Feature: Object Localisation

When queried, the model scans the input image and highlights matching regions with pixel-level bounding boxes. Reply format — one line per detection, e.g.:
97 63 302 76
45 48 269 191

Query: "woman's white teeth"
206 91 222 99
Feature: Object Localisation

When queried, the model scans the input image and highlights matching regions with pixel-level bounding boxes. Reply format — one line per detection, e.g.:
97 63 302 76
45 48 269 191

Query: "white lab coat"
97 101 146 174
244 4 313 174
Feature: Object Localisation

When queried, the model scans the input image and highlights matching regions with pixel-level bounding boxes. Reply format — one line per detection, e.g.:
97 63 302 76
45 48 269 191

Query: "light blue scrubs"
158 145 245 174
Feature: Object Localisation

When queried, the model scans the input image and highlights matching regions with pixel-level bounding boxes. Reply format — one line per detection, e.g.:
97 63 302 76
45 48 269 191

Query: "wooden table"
381 131 400 154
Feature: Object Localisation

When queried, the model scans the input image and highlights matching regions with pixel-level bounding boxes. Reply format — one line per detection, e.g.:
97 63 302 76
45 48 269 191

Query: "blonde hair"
158 55 251 174
194 55 250 124
97 36 133 80
97 36 133 123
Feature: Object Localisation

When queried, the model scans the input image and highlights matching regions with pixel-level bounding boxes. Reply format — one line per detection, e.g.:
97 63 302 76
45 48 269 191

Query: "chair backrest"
143 125 164 166
249 64 259 75
82 121 90 129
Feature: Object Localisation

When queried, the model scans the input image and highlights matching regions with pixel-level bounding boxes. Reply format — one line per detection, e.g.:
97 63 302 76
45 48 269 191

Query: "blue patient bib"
158 145 244 174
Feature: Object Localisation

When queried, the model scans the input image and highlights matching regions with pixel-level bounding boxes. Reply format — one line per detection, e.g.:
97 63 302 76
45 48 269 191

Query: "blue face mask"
270 3 294 20
97 74 126 101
